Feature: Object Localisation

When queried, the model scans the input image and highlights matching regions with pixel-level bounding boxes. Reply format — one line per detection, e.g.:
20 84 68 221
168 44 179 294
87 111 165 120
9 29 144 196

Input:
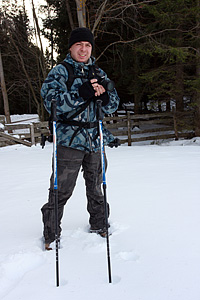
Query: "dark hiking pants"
41 145 109 244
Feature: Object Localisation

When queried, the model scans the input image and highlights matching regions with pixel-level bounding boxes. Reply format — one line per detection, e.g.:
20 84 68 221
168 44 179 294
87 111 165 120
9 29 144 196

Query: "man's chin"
70 53 89 63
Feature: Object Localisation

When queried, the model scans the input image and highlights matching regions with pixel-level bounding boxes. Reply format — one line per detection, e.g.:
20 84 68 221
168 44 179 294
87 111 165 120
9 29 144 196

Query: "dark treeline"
1 0 200 133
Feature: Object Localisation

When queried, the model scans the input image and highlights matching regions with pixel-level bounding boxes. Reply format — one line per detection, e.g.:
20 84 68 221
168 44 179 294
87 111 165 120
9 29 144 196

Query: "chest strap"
57 119 98 146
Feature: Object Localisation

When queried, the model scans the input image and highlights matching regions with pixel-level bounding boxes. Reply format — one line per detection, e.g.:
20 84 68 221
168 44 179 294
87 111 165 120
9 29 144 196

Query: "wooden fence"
105 110 194 145
0 110 195 147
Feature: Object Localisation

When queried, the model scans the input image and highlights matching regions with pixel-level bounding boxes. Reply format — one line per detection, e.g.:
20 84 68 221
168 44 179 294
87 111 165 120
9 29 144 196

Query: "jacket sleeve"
96 68 120 115
41 64 85 116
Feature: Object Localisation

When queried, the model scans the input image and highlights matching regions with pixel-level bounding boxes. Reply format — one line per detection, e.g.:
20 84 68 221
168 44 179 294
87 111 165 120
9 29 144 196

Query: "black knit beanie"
68 27 94 49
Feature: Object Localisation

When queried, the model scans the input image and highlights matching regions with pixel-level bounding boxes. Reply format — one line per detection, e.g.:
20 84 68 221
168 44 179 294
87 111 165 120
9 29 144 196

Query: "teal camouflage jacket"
41 53 120 152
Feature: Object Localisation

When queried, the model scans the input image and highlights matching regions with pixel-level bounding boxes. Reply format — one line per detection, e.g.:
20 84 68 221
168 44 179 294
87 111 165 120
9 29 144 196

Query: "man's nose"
80 45 87 51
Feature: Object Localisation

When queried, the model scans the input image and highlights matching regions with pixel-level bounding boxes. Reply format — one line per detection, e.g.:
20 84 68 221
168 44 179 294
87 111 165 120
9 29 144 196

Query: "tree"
75 0 86 27
0 49 11 123
129 0 199 113
0 3 46 120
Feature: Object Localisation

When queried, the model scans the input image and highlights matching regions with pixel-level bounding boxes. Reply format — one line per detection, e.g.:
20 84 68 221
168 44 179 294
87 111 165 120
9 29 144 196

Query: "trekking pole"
51 99 60 287
96 99 112 284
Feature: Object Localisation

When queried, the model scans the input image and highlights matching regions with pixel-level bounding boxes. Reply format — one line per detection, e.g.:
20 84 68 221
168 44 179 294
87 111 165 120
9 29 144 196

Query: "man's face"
70 41 92 63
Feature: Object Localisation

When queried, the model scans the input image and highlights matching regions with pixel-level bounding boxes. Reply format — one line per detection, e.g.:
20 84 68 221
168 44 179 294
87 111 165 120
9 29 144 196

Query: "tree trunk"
133 50 142 114
175 61 184 112
32 0 46 79
195 0 200 136
0 49 11 124
75 0 86 27
195 54 200 136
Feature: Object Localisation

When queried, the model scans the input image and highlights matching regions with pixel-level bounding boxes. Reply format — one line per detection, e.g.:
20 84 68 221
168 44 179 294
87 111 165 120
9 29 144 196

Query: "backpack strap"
59 119 98 146
59 61 78 90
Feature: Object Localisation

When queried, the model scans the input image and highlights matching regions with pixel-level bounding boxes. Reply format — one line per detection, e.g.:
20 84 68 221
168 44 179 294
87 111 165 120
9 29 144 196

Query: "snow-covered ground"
0 137 200 300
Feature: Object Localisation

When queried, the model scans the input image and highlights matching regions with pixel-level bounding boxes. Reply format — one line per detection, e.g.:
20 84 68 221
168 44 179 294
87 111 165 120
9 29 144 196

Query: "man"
41 27 120 250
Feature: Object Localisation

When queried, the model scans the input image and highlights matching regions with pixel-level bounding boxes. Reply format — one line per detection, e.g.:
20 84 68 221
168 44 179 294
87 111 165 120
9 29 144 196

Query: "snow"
0 135 200 300
9 114 39 124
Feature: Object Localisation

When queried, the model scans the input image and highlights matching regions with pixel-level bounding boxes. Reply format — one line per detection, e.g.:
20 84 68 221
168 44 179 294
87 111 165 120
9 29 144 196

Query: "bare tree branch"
92 0 108 34
96 28 192 61
66 0 75 30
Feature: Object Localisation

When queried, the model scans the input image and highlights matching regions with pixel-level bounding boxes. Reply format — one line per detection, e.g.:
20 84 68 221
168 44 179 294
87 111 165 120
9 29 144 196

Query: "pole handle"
96 99 103 121
51 99 57 122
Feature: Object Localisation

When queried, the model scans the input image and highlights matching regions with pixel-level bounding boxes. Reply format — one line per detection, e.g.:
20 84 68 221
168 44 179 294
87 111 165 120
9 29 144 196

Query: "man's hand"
79 79 109 105
90 79 105 97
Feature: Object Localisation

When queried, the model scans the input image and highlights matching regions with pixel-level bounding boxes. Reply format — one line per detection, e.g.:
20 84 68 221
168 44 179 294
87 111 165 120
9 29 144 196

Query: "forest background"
1 0 200 135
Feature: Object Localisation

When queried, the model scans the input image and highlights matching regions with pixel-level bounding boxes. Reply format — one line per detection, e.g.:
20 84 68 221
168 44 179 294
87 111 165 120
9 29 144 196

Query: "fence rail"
0 111 195 147
104 110 194 145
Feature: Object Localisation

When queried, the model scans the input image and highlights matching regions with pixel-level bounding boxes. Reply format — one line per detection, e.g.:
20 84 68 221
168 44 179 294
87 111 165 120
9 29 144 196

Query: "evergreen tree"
135 0 199 112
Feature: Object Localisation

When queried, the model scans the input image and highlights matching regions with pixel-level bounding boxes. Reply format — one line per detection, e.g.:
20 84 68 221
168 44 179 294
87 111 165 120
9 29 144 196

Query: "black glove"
79 81 109 106
95 92 109 106
108 138 121 148
79 81 95 100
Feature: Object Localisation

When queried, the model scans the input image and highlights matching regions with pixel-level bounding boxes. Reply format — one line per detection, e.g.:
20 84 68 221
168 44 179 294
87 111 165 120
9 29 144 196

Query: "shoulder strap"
59 61 75 90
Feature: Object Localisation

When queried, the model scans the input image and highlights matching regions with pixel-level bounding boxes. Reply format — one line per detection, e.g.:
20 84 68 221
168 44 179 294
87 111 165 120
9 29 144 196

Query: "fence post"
30 123 35 145
127 111 131 146
172 108 178 140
